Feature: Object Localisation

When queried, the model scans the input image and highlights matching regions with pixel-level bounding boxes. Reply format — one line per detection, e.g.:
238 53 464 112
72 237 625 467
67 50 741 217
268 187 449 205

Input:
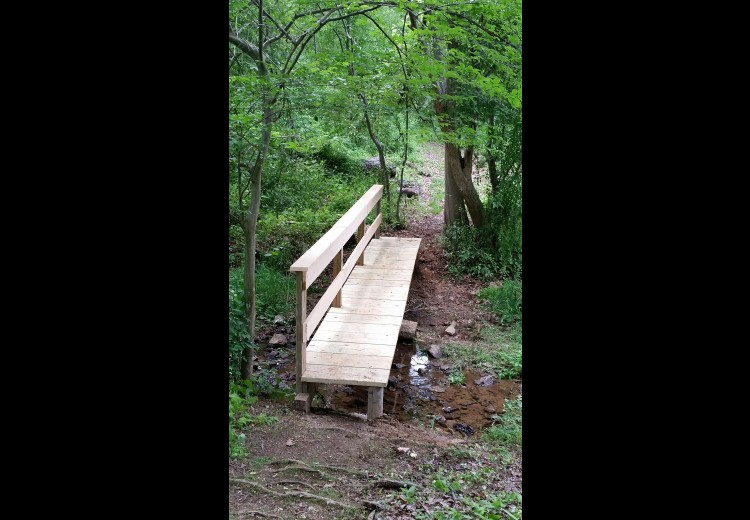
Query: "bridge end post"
295 271 307 394
367 386 384 420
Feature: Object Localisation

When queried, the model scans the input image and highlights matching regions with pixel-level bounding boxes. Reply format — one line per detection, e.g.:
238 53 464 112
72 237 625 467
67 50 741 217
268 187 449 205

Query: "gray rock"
363 156 396 176
268 333 287 346
273 315 286 326
474 374 495 386
445 322 457 336
427 344 443 359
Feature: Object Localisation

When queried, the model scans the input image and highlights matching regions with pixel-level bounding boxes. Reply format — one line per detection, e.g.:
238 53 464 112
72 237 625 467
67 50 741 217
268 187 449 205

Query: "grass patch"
481 395 522 450
255 264 295 323
442 322 522 379
478 280 522 324
427 171 445 216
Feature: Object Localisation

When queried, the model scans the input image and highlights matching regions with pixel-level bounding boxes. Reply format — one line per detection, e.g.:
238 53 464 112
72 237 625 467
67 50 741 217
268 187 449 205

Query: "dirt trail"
230 143 522 520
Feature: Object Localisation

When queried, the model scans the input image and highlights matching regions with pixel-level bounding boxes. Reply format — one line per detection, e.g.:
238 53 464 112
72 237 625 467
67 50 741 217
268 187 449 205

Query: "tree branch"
229 26 261 61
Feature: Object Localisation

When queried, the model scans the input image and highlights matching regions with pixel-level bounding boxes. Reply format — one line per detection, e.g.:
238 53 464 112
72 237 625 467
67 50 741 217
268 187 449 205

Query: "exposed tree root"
262 458 367 478
270 480 315 490
273 465 332 479
362 500 388 511
238 510 281 519
230 479 356 509
265 458 308 467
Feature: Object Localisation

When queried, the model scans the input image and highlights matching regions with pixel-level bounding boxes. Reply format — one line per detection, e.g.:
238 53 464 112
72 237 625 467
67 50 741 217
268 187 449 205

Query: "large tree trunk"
434 74 485 228
444 143 466 227
445 142 484 227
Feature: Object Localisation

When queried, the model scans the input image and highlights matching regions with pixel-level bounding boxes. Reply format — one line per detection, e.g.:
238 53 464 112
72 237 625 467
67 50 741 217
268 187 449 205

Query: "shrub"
478 280 522 324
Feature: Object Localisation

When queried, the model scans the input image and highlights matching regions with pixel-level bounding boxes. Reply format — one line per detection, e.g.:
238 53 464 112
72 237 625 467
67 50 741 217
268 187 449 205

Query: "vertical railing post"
295 271 307 393
333 249 343 307
375 198 381 239
356 222 365 266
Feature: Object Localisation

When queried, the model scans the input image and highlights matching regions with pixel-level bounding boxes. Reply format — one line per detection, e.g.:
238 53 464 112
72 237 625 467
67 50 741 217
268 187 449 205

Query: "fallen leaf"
409 452 417 458
286 439 294 446
396 447 410 454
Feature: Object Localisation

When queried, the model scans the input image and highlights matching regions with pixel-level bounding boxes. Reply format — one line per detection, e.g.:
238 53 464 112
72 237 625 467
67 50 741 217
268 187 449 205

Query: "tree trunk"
240 102 272 380
487 113 499 197
360 94 390 205
444 143 466 227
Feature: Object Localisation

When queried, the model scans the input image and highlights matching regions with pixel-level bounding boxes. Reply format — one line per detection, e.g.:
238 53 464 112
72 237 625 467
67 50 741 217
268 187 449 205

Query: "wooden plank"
367 387 384 419
343 277 412 287
366 237 421 247
333 299 407 317
304 213 382 340
302 365 389 386
322 311 404 326
311 329 398 345
363 259 419 269
348 269 414 281
314 320 400 334
341 285 410 300
290 185 382 287
307 340 397 356
306 351 394 370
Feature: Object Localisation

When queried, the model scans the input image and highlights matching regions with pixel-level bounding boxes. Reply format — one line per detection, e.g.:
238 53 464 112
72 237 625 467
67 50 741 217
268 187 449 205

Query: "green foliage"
481 395 522 450
229 425 246 459
487 177 522 278
229 374 290 458
442 322 522 380
229 264 295 379
314 142 360 175
400 485 418 504
447 369 465 386
443 224 501 281
249 156 378 266
478 280 522 324
228 269 251 381
255 264 295 322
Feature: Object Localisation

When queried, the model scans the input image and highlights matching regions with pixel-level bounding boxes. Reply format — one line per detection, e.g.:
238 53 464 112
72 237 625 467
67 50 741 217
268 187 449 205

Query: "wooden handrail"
290 184 383 392
290 184 383 288
304 212 381 341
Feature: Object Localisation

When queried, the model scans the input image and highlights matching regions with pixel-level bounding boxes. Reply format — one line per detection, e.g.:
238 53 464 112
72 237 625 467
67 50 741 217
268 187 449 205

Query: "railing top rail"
289 184 383 288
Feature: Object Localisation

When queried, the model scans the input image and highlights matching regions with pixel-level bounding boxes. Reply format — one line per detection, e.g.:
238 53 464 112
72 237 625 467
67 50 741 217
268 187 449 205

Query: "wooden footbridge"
290 185 421 419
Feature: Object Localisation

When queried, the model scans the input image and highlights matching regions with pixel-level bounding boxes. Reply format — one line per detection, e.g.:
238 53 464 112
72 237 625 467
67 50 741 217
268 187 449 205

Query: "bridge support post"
367 387 384 420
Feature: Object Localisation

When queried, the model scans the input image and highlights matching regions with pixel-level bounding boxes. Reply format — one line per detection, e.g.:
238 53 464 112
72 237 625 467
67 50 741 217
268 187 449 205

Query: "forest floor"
229 142 522 520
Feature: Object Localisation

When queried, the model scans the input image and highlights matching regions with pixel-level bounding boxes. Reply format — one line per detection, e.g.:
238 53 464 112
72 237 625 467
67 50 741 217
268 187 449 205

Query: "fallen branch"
368 479 421 490
230 479 356 509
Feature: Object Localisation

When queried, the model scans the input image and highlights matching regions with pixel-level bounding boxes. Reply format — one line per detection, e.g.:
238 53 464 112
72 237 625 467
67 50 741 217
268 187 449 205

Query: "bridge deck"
301 236 421 387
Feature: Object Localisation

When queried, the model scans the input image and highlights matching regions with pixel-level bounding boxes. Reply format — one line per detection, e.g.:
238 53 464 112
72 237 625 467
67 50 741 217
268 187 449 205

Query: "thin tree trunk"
239 1 272 380
361 97 390 204
487 113 499 197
